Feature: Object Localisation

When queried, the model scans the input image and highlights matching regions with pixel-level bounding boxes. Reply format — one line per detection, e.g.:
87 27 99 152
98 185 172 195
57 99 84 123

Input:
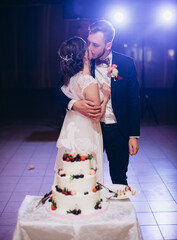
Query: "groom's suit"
58 50 140 185
92 51 140 139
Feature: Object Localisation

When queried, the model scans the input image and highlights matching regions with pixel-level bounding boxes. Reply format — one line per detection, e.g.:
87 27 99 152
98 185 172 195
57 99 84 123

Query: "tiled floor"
0 120 177 240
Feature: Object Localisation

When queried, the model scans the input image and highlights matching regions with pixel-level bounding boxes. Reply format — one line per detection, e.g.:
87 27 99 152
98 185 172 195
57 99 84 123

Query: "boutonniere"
107 64 118 78
107 64 123 81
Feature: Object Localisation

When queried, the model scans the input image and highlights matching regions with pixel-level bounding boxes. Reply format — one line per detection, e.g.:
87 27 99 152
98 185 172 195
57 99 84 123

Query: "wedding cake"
50 153 102 215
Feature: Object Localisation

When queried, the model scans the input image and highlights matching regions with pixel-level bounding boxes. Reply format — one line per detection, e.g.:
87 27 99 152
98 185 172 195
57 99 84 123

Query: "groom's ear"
106 42 112 51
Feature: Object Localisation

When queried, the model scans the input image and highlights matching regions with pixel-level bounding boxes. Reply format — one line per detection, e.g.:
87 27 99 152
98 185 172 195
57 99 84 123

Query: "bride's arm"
83 82 110 122
99 83 111 120
84 83 100 106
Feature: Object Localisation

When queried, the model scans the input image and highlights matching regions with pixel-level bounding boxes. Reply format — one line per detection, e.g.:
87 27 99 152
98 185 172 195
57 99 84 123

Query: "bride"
54 37 110 184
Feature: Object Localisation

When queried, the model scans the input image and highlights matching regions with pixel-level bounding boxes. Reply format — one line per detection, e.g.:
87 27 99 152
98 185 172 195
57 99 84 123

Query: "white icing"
58 175 96 194
62 160 91 175
52 185 100 213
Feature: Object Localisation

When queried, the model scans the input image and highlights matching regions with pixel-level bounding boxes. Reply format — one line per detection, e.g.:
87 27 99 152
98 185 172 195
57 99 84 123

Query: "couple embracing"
54 20 140 186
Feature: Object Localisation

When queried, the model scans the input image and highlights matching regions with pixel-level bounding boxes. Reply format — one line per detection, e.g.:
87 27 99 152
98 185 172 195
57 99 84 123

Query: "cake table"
13 185 142 240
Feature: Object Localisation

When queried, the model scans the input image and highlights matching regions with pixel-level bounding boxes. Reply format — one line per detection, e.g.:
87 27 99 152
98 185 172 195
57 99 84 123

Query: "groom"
58 20 140 185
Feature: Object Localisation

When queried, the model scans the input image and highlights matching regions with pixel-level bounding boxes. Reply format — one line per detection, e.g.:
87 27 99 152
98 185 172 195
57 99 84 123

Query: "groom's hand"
73 100 101 120
128 138 139 155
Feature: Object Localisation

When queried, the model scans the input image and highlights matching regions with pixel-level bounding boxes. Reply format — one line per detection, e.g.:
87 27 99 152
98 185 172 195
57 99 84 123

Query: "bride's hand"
100 83 111 99
83 51 91 68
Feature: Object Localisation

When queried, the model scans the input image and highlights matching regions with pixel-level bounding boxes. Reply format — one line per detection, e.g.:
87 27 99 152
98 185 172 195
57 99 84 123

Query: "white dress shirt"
95 52 117 124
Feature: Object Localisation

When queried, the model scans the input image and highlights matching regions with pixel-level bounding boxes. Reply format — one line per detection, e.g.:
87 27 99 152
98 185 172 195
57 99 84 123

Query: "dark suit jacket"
58 50 140 140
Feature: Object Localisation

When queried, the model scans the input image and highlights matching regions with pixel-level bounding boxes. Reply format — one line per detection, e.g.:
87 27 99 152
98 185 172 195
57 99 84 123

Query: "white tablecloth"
13 187 142 240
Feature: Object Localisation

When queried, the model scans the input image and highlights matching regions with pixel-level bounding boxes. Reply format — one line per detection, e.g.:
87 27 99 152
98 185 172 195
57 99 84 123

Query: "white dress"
54 71 104 184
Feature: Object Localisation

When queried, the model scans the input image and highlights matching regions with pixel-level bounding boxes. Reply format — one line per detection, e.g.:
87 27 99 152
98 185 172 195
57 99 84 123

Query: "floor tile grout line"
138 129 177 240
0 136 27 216
131 137 177 240
137 141 177 203
0 141 24 174
142 126 177 167
1 134 41 215
16 141 42 195
37 143 56 196
147 159 177 203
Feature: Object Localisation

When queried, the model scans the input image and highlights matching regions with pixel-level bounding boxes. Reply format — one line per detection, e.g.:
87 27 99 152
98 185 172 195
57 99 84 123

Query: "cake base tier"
45 198 109 220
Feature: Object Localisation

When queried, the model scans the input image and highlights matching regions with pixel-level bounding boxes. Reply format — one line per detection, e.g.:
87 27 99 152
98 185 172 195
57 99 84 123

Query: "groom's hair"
88 20 115 43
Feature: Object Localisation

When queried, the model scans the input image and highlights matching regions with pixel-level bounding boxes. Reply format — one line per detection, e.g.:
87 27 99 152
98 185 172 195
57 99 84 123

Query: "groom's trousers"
101 122 129 185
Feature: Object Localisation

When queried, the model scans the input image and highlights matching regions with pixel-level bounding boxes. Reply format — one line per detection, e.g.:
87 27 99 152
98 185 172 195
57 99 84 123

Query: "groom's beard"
90 48 106 60
96 48 106 60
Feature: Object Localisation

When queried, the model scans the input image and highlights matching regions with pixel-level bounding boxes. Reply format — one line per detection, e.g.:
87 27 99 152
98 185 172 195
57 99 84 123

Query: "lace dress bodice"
61 71 102 100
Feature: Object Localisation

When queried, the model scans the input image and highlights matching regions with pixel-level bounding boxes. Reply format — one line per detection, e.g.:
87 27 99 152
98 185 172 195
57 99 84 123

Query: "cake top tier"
63 153 93 163
62 153 94 176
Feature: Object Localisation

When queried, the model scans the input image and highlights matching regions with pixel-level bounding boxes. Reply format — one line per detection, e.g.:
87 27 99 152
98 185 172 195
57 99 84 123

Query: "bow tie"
95 58 110 66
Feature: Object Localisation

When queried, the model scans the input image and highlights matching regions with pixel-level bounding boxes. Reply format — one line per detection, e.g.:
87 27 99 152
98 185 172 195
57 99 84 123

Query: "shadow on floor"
25 130 60 142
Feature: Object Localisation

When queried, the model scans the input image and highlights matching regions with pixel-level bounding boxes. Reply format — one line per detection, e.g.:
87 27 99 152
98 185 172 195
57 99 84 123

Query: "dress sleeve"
78 74 98 99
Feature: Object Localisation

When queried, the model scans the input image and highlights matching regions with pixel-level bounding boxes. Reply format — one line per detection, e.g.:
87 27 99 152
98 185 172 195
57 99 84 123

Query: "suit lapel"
91 59 95 78
111 51 118 97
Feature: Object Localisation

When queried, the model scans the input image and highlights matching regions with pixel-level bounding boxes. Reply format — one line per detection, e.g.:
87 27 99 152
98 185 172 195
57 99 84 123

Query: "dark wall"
0 1 177 125
0 1 177 89
0 3 65 88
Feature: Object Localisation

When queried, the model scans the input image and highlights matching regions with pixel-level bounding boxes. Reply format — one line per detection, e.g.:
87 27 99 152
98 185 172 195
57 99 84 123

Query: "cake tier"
52 185 100 213
57 174 96 194
62 160 91 175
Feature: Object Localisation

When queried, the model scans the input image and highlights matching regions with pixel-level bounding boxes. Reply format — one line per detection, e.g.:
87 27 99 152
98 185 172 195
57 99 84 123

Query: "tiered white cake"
51 153 102 215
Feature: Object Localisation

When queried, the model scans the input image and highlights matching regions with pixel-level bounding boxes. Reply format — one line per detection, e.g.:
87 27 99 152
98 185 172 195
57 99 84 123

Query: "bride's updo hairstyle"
58 37 87 85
